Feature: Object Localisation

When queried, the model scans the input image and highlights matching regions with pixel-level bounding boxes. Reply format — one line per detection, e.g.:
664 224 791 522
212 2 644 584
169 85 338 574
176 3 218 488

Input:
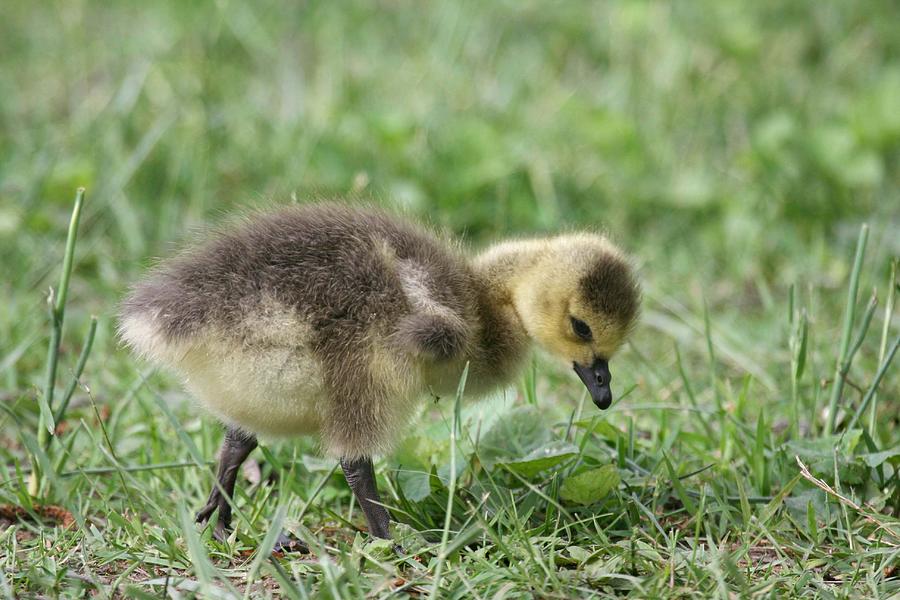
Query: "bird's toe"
272 531 309 554
195 506 215 525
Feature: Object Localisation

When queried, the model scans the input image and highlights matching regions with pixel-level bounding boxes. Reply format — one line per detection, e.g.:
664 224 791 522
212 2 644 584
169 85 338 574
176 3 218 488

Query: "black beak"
573 357 612 409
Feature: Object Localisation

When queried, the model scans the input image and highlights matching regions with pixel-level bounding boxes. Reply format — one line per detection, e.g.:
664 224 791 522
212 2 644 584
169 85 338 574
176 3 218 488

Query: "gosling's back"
120 203 478 458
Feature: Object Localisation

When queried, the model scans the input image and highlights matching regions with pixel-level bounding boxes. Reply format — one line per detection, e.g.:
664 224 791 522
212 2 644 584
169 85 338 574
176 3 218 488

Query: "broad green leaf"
366 522 429 559
398 468 432 502
785 430 862 458
814 456 866 485
861 448 900 468
430 464 446 493
783 488 828 524
560 465 620 506
498 441 578 478
573 418 621 441
478 406 551 468
784 431 868 485
394 433 450 470
567 545 592 564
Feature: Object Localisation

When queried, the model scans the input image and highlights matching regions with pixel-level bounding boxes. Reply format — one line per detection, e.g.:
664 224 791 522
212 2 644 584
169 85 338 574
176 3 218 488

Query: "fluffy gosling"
119 203 641 547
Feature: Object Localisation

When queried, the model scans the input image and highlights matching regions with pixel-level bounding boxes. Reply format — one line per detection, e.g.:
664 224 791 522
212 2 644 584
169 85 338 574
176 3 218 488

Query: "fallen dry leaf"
243 458 262 485
0 503 75 529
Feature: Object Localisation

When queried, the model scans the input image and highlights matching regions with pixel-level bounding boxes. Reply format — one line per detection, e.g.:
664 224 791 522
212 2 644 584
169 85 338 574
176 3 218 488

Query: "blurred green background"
4 0 898 277
0 1 898 594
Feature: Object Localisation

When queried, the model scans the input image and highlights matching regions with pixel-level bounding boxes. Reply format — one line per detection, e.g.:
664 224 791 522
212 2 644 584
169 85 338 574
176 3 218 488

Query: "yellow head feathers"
500 233 641 367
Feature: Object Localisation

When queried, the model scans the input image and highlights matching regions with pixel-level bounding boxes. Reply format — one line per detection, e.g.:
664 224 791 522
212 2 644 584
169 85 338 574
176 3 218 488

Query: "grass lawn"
1 1 899 597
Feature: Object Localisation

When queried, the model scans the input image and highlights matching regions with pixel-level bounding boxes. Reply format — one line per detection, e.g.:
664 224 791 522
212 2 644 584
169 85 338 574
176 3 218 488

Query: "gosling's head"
511 233 641 409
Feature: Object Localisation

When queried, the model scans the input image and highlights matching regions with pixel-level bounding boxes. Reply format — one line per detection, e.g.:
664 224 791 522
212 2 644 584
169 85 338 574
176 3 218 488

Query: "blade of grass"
178 504 239 597
147 382 206 467
825 223 868 435
807 499 819 544
702 298 721 414
19 430 62 499
0 332 39 376
860 428 886 488
46 316 98 449
523 356 537 406
789 307 808 438
430 362 468 599
50 418 82 476
734 475 751 528
38 188 86 438
758 473 802 526
753 407 770 495
630 492 669 540
66 461 213 476
85 384 151 546
868 259 897 434
663 454 696 515
845 335 900 431
248 504 287 582
295 462 339 525
674 343 715 439
30 188 86 497
266 559 305 600
845 292 878 367
789 283 795 326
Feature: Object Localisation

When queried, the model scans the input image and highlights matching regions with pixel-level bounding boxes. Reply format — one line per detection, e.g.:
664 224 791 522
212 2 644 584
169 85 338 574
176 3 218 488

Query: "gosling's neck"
466 239 555 387
472 238 553 311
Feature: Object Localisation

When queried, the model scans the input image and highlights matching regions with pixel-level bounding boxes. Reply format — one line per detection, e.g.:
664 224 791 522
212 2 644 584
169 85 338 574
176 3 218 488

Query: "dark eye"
570 317 593 341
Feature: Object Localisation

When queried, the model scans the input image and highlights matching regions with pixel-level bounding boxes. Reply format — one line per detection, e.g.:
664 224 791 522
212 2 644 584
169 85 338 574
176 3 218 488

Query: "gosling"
119 202 641 547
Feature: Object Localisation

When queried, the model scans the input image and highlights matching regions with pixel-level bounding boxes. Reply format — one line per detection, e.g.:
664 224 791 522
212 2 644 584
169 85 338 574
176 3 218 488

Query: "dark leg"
196 426 308 553
340 456 391 539
196 426 258 540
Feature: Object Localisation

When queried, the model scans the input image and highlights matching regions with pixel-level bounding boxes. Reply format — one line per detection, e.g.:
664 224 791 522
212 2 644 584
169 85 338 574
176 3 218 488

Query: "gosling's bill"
574 356 613 409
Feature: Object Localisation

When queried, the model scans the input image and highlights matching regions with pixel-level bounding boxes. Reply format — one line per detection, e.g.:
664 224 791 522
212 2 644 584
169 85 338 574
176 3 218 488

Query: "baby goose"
119 203 640 546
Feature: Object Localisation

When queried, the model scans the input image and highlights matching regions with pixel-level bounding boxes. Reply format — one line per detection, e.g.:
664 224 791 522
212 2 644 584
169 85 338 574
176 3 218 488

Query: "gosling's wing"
392 258 470 361
395 312 467 360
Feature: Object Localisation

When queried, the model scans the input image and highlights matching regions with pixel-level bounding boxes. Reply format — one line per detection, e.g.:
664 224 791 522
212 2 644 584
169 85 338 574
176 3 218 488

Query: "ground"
1 1 899 598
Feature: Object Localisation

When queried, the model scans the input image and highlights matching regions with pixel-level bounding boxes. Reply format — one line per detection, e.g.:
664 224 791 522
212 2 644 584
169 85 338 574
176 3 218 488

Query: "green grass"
1 0 899 597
